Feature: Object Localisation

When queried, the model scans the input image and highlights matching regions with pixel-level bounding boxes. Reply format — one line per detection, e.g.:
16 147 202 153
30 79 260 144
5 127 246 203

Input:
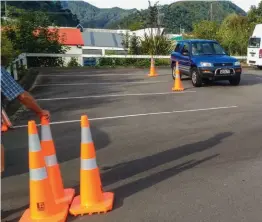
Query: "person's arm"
1 66 50 119
17 91 50 119
17 91 45 116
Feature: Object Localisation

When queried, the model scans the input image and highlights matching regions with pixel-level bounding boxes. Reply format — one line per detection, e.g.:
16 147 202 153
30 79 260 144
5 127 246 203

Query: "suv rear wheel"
191 67 202 87
172 63 183 80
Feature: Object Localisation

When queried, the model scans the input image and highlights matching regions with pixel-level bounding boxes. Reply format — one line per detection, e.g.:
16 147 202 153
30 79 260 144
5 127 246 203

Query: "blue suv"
170 39 242 87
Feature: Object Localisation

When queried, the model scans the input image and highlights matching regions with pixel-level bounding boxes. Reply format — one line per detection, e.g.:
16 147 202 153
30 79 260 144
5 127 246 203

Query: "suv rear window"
248 38 261 48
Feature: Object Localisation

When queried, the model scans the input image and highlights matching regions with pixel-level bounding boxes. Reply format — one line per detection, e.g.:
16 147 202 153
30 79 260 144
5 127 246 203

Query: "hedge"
97 58 170 68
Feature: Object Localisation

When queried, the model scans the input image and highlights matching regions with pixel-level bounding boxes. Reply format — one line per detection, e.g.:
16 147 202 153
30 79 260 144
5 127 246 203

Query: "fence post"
13 63 18 80
6 65 11 74
22 56 28 69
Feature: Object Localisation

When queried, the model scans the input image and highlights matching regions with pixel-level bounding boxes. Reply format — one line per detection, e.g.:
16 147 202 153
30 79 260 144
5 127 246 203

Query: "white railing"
24 53 248 60
25 53 171 59
8 53 247 80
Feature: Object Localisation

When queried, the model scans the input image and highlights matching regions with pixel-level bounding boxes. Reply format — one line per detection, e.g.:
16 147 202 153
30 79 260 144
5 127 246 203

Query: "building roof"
52 28 84 46
82 29 124 48
34 27 84 46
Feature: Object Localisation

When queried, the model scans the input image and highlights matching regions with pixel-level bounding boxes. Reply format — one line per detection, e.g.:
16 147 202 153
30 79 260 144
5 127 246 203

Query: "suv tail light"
259 49 262 58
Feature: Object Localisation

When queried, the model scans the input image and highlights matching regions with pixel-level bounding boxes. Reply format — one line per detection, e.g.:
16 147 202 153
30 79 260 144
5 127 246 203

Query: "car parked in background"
170 39 242 87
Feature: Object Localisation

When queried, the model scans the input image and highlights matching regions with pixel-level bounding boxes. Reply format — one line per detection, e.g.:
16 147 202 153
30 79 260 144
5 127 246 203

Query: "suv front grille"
214 63 233 67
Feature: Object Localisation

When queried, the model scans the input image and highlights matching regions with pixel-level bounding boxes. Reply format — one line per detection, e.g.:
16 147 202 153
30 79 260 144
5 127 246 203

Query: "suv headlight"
234 61 241 66
200 62 213 67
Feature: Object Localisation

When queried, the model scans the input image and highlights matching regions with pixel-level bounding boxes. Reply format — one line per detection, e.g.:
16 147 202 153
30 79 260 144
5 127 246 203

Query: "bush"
67 57 80 67
97 58 169 68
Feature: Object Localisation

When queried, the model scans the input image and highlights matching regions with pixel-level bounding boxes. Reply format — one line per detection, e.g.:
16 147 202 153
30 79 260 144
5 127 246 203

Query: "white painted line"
36 91 197 101
39 74 145 77
35 81 168 87
13 106 238 129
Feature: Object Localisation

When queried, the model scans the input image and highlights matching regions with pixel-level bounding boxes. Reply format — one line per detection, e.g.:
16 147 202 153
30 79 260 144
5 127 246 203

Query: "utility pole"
210 1 213 21
5 1 8 17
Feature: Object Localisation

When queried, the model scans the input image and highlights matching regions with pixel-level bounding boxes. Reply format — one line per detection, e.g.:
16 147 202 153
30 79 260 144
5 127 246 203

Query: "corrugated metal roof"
82 30 124 48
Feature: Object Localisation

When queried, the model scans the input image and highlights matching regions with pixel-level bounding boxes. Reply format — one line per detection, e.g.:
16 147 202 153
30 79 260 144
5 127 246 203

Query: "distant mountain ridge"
66 0 137 28
3 0 247 32
108 1 247 32
66 0 247 33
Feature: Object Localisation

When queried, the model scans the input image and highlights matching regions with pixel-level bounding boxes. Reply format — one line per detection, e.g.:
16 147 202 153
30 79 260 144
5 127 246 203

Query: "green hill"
2 0 247 32
2 1 79 27
66 0 137 28
109 1 247 33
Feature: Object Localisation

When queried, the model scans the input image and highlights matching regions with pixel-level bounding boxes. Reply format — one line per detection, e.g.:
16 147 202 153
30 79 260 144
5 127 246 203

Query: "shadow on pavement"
68 132 230 221
112 154 219 210
100 132 232 186
67 155 219 222
1 125 110 178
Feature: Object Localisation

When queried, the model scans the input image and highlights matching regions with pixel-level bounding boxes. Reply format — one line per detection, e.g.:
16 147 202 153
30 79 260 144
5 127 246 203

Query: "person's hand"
38 110 50 121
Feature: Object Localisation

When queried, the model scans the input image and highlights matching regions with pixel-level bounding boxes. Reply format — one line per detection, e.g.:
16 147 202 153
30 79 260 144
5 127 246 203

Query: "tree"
217 14 250 55
129 21 144 31
3 1 79 27
121 31 130 51
140 33 173 55
139 1 173 56
3 7 67 67
1 31 19 66
247 1 262 32
129 33 141 55
192 20 220 40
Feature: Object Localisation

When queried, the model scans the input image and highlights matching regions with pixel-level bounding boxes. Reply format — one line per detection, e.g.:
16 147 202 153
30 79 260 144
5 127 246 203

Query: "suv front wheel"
229 74 241 86
191 67 202 87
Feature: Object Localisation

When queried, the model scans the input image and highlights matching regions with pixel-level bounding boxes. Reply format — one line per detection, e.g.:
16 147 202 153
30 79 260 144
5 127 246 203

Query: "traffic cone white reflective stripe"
30 167 48 181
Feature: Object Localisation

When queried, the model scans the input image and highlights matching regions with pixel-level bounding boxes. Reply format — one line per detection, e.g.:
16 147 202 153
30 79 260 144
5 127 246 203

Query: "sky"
86 0 260 12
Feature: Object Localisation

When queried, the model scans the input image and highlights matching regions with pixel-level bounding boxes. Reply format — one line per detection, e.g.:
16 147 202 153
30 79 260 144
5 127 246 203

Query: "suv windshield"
191 42 227 56
248 38 261 48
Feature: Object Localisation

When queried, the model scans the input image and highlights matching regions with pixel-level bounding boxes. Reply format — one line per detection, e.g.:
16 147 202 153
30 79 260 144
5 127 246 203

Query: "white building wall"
132 28 165 38
63 45 83 66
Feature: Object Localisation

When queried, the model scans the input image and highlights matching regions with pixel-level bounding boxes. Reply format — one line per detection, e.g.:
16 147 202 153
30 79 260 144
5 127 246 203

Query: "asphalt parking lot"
2 67 262 222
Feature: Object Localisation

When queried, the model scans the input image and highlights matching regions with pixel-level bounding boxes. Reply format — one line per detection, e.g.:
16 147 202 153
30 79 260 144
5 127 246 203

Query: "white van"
247 24 262 70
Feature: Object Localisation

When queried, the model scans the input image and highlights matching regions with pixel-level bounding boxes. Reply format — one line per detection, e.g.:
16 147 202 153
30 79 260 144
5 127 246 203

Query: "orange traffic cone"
172 61 184 91
19 120 69 222
41 117 75 205
69 115 114 216
148 57 158 77
2 108 13 128
1 123 8 132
